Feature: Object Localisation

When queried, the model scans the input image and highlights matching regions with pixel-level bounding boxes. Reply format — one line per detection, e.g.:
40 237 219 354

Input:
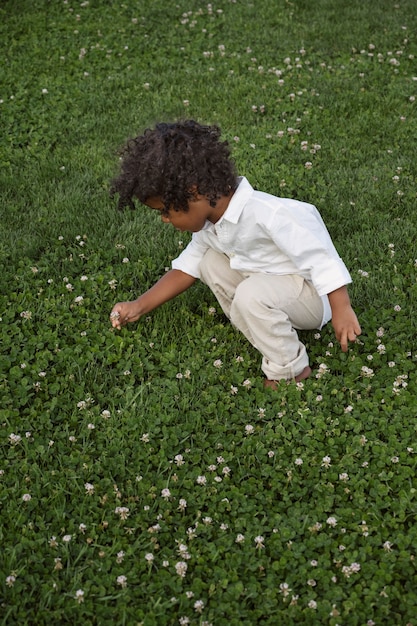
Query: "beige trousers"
199 249 324 380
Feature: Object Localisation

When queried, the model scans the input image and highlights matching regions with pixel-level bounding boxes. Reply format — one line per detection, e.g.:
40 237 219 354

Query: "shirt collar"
215 176 253 226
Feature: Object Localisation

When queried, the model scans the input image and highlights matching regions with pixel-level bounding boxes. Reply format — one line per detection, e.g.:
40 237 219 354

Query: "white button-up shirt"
172 176 352 327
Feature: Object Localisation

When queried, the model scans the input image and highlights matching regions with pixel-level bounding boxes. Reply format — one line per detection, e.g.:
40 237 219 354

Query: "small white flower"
145 553 154 562
235 533 245 543
84 482 94 495
117 575 127 588
194 600 204 613
196 475 207 485
321 455 331 468
279 582 291 597
161 488 171 499
175 561 188 578
254 535 265 548
245 424 254 435
116 550 125 563
326 516 337 527
22 493 31 502
62 534 72 543
115 506 130 520
213 359 222 368
74 589 84 603
295 457 303 466
308 600 317 609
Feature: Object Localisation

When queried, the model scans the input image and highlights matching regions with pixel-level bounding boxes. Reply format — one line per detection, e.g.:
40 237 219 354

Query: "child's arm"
110 269 196 329
327 285 362 352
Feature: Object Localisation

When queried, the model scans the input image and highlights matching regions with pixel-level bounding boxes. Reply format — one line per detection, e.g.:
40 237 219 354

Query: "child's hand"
331 307 362 352
110 301 141 329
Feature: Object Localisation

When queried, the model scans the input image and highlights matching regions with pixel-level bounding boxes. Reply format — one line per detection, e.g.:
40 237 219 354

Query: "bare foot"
264 366 312 390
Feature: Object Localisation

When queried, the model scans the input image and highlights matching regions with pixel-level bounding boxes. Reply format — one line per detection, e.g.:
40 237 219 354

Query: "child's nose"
161 215 170 224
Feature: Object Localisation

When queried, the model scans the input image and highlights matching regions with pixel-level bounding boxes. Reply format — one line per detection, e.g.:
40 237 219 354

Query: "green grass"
1 0 417 624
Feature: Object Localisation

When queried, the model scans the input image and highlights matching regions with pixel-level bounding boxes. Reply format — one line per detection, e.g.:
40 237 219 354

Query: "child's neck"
208 189 235 224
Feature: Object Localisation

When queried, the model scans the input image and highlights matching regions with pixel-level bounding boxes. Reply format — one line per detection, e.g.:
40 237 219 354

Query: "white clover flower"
194 600 204 613
141 433 150 443
245 424 254 435
115 506 130 520
20 311 32 320
383 541 393 552
295 457 303 465
339 473 349 482
22 493 31 502
308 600 317 609
74 589 84 603
84 482 94 495
62 534 72 543
116 550 125 563
9 433 22 445
321 455 331 468
6 574 16 587
161 488 171 499
145 553 154 562
101 410 111 418
361 366 374 378
175 561 188 578
326 516 337 527
174 454 185 466
279 582 291 597
254 535 265 548
242 379 252 388
235 533 245 543
196 475 207 485
79 523 87 533
213 359 222 368
117 575 127 588
178 498 187 511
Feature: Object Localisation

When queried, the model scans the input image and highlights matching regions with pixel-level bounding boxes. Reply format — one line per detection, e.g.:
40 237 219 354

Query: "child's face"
144 195 222 232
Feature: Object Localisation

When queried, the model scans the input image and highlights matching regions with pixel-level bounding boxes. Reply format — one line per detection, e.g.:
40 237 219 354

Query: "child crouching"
110 120 361 385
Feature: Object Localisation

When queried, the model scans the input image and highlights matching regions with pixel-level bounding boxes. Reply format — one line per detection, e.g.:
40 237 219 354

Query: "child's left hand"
331 306 362 352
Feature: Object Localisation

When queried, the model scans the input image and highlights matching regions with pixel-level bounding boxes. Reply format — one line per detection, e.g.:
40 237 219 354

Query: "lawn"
1 0 417 624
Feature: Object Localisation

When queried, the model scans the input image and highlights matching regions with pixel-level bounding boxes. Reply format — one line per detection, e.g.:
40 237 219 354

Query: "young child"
110 120 361 386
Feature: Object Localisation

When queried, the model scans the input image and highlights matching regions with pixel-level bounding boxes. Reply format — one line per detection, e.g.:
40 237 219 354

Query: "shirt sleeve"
171 232 210 279
268 209 352 296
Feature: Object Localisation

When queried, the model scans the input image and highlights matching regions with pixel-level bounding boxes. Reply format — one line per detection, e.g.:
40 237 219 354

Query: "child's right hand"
109 301 141 329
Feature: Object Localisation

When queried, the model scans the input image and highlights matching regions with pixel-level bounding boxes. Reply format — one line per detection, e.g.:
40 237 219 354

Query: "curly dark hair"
110 120 238 213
